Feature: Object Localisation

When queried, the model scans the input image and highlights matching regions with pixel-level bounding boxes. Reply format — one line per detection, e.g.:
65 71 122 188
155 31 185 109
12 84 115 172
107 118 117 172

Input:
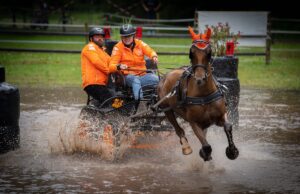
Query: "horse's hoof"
226 146 239 160
182 146 193 155
199 145 212 161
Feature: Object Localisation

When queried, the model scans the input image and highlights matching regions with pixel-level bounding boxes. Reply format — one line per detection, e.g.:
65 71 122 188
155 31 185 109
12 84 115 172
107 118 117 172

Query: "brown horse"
157 27 239 161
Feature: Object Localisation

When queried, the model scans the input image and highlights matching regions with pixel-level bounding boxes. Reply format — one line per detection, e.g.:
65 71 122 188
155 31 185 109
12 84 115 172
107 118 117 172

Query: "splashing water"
49 108 136 161
0 87 299 193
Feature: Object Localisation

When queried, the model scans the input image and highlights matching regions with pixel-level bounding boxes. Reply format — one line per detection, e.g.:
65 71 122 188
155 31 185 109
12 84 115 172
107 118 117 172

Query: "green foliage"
209 23 240 56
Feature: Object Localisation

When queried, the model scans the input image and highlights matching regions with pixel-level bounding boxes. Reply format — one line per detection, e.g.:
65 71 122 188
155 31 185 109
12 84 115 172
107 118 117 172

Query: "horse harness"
151 39 224 113
171 65 223 107
173 39 223 106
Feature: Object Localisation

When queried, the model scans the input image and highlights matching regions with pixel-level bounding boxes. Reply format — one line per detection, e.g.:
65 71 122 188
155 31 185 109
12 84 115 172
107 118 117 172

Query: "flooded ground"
0 87 299 193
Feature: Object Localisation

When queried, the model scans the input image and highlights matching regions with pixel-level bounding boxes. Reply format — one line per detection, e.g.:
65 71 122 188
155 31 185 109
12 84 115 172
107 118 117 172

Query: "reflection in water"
0 88 299 193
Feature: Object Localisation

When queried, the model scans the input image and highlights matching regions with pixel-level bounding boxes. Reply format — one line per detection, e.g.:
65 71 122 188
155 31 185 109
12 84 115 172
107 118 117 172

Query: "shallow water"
0 87 299 193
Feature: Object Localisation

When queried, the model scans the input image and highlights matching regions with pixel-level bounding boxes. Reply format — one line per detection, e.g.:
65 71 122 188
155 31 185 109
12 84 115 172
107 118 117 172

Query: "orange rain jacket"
109 39 157 76
81 42 111 88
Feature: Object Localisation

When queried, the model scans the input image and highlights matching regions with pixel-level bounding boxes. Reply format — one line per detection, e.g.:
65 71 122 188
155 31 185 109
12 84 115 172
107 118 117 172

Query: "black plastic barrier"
0 66 20 153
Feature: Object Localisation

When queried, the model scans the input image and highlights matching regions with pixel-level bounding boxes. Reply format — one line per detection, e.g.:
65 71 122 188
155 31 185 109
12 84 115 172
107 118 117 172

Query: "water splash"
1 88 299 193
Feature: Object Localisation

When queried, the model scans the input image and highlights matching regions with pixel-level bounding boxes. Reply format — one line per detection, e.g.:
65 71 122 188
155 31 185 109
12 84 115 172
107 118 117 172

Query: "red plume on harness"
188 26 211 49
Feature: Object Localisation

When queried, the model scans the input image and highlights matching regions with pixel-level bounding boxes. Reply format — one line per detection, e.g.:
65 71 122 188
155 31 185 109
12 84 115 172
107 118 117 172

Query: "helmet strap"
123 36 135 48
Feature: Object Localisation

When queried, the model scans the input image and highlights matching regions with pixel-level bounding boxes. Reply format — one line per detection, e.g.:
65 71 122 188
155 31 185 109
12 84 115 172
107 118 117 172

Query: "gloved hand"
117 64 128 70
152 56 158 64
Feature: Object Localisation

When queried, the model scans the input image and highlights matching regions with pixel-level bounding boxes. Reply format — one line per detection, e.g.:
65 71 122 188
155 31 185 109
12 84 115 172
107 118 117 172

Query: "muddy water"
0 87 299 193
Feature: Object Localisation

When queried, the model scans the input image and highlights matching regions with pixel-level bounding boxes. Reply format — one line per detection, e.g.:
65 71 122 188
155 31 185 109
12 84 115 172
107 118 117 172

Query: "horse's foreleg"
190 123 212 161
165 110 192 155
223 113 239 160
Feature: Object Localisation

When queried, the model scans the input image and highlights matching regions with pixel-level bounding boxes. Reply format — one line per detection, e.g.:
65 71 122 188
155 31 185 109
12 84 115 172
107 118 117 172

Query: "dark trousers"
84 84 112 104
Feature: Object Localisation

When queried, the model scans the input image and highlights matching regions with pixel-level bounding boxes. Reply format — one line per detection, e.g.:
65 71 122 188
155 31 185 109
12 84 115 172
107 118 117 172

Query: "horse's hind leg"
223 114 239 160
165 110 192 155
190 123 212 161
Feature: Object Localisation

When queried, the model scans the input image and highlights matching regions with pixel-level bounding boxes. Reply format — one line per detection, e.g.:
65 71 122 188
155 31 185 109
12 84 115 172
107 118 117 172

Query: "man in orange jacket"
81 27 112 106
109 24 159 100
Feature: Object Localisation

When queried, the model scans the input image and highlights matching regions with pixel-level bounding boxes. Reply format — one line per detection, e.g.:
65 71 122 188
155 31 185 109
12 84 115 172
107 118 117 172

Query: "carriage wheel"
77 98 137 160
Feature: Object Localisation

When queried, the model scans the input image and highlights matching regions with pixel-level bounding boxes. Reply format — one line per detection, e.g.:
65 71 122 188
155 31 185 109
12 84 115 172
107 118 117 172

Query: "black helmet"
120 24 136 36
89 27 105 38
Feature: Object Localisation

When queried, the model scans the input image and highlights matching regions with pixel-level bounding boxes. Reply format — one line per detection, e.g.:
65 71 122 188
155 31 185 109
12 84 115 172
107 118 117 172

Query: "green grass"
0 34 299 90
0 34 271 53
0 52 190 87
1 49 299 90
0 34 192 52
0 52 82 87
238 54 300 90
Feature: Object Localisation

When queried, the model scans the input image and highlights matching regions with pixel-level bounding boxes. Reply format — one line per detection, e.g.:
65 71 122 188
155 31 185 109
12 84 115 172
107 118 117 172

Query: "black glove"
117 64 121 70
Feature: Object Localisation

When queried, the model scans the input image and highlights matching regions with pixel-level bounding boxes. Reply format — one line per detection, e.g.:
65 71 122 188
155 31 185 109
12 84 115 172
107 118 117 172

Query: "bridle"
189 39 212 83
169 39 222 106
191 64 210 83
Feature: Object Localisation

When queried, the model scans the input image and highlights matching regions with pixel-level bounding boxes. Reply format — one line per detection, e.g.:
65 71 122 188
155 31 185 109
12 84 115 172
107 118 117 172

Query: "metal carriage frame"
81 64 172 132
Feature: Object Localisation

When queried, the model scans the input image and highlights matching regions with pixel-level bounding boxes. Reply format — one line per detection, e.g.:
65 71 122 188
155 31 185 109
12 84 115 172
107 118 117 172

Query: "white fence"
0 12 299 63
197 11 269 47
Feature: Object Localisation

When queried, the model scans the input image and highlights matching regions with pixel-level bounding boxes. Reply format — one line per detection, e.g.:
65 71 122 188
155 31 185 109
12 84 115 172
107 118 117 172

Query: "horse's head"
188 26 212 86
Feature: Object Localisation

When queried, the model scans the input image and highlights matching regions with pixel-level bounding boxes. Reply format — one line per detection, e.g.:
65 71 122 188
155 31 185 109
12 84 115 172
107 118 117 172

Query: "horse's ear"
205 28 212 40
201 27 212 41
188 26 200 40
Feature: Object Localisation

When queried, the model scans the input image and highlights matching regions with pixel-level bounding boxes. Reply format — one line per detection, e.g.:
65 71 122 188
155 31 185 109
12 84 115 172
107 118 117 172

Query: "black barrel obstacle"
0 66 20 153
212 56 240 126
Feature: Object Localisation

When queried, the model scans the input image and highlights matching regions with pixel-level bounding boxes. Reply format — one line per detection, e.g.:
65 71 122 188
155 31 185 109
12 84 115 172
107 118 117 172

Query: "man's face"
121 35 134 46
92 34 105 47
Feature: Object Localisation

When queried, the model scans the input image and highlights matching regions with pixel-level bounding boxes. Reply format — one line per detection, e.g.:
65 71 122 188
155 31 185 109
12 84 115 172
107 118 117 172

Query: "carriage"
74 61 173 159
74 28 239 161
